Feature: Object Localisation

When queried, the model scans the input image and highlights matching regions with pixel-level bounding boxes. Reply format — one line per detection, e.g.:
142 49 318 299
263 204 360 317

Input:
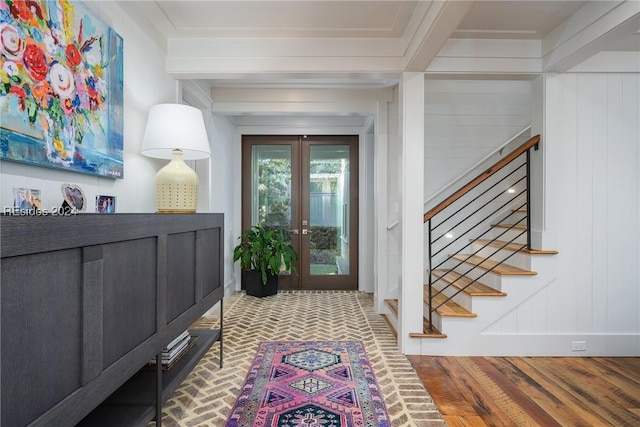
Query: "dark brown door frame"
241 135 300 290
241 135 358 291
300 135 358 290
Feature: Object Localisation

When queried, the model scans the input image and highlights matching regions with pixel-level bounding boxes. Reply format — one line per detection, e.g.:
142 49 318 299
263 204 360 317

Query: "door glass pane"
251 145 293 274
309 145 349 275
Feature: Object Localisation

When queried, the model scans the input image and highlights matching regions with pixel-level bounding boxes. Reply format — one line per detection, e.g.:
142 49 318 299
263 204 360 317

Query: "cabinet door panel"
1 250 82 427
167 232 197 322
102 238 157 368
198 228 222 297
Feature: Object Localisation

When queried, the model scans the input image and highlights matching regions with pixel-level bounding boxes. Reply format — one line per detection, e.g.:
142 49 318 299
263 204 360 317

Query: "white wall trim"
419 333 640 356
359 127 374 294
399 73 425 354
542 1 640 71
375 99 389 312
232 128 243 292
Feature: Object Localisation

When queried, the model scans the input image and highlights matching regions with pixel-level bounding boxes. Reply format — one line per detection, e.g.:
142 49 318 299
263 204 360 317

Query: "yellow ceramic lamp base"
155 150 198 213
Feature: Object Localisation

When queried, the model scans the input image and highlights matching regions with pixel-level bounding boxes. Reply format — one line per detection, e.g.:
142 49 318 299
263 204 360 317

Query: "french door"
241 135 358 290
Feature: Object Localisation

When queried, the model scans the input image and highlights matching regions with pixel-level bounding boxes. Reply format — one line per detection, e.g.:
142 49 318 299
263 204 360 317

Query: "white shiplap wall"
423 79 532 200
485 73 640 354
422 79 532 282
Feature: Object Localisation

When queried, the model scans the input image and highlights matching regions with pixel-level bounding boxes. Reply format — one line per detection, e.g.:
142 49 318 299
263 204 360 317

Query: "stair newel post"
526 148 532 251
427 219 433 332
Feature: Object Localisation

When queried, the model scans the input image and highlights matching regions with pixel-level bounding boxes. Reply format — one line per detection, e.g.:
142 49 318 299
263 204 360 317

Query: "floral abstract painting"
0 0 123 178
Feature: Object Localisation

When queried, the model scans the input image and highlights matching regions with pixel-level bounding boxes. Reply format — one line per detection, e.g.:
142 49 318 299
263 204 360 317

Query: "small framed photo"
61 183 86 213
96 195 116 213
13 188 42 212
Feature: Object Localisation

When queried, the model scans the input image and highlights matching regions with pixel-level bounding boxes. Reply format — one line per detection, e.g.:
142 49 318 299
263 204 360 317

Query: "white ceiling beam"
211 87 393 103
211 101 379 115
166 56 404 78
569 51 640 72
226 116 369 127
542 0 640 71
434 39 541 59
426 39 541 75
426 57 541 76
236 125 369 136
166 36 405 78
168 37 400 58
402 0 474 71
210 87 392 116
208 79 398 89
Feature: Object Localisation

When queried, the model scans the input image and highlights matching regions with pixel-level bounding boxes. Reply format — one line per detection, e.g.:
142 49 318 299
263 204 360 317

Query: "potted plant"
233 223 298 297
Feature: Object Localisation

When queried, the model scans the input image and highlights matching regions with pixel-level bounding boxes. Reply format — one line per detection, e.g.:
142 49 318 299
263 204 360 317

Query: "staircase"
383 135 558 354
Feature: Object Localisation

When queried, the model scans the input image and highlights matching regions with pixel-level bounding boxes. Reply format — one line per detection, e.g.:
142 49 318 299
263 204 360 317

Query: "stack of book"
149 330 196 370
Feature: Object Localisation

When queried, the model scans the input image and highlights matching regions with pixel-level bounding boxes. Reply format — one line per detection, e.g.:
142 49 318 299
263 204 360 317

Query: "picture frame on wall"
12 187 42 212
61 183 86 213
0 0 124 179
95 195 116 213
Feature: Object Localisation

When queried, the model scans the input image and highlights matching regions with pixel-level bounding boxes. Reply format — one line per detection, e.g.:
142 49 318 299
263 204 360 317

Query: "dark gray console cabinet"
0 214 224 427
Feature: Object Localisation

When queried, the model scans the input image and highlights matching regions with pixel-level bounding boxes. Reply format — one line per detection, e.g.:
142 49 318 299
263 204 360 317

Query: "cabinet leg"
219 299 224 368
156 353 162 427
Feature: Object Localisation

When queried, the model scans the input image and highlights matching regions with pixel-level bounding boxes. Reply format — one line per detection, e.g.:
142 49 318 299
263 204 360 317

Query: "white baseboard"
224 279 237 297
413 333 640 356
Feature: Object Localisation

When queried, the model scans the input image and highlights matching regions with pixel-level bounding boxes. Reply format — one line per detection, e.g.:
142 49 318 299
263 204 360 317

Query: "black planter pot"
244 270 278 298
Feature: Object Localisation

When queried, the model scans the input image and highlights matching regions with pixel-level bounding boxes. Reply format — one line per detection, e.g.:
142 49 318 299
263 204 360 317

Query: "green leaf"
232 223 299 285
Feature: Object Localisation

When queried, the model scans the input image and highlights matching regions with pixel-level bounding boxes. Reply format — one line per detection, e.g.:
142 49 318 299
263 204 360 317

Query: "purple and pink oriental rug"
225 340 391 427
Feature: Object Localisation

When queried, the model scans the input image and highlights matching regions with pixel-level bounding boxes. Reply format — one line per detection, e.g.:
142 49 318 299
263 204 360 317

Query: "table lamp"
141 104 211 213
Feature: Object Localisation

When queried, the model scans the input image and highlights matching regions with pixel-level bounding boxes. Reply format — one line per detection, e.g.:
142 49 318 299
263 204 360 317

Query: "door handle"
302 229 313 235
290 229 299 235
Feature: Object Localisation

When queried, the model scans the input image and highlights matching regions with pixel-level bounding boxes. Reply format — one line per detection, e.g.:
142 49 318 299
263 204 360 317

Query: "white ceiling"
120 1 639 78
149 0 419 38
123 0 639 45
147 0 587 39
127 0 598 40
454 1 589 39
116 0 639 125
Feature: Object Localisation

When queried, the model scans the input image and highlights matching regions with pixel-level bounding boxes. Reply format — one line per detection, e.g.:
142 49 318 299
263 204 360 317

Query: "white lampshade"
141 104 211 160
140 104 211 213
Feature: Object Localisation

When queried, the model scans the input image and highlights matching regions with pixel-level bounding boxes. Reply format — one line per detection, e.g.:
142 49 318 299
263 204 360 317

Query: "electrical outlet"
571 341 586 351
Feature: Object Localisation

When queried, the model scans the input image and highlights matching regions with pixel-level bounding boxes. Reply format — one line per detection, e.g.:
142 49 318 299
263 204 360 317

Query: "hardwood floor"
407 355 640 427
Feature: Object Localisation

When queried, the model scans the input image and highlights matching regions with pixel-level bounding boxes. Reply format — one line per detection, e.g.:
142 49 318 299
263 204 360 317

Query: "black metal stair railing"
424 135 540 332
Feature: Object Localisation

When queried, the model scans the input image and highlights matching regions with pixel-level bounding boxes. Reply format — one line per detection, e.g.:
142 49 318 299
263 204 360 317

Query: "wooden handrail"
424 135 540 223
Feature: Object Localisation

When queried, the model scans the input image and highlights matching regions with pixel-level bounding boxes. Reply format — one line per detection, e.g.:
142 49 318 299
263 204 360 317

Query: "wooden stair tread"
512 208 527 213
410 317 447 339
384 298 398 317
382 299 398 339
386 299 447 338
472 239 559 255
451 254 537 275
491 223 527 230
431 270 506 296
423 286 476 317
